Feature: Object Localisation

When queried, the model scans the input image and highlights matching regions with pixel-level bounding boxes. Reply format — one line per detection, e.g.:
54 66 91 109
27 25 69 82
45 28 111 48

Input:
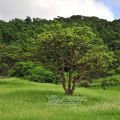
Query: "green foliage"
10 61 60 83
27 66 60 83
0 15 120 82
0 63 9 75
101 80 107 90
0 44 21 65
101 76 120 89
90 75 120 88
10 61 35 77
116 66 120 74
78 80 90 88
36 26 114 94
37 26 114 79
0 44 22 75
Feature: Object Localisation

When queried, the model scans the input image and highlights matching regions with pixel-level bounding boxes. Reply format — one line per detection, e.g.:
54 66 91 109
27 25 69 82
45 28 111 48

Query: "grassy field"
0 78 120 120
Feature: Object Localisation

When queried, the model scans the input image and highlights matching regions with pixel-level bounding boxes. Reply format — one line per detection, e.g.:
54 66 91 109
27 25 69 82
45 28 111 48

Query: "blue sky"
99 0 120 19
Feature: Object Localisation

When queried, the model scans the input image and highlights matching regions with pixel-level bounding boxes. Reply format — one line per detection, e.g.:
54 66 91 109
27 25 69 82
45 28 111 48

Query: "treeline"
0 15 120 83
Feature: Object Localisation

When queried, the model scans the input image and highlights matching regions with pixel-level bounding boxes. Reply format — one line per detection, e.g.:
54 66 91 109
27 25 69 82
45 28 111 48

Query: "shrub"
101 79 107 90
10 61 34 77
107 69 116 76
0 63 9 75
78 80 90 88
10 61 60 84
27 66 60 83
116 66 120 74
101 75 120 88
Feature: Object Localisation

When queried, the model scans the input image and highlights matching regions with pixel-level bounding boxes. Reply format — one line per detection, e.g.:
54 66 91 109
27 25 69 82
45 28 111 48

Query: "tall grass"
0 78 120 120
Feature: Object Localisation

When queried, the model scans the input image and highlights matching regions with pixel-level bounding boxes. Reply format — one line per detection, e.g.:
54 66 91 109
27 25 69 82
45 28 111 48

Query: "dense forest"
0 15 120 87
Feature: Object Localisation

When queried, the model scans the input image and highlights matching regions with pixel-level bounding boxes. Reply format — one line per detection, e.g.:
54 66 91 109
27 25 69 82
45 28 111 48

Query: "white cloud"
0 0 114 21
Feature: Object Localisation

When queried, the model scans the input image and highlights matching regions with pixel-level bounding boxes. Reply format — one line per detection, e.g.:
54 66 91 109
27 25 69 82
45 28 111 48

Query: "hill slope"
0 16 120 77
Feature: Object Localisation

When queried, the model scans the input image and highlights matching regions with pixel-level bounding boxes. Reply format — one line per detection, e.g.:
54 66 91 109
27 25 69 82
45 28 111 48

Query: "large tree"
28 27 114 95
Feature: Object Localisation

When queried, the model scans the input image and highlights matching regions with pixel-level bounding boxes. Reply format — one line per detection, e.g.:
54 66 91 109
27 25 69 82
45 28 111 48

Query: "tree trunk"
60 58 67 92
65 88 73 95
72 80 76 93
60 60 76 95
62 78 76 95
68 66 72 94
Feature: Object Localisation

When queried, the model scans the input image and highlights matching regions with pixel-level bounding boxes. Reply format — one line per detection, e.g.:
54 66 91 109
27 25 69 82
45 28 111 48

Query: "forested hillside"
0 15 120 83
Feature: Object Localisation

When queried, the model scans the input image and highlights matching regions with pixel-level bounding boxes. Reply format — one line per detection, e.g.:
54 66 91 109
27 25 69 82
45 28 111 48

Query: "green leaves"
0 16 119 83
37 26 114 80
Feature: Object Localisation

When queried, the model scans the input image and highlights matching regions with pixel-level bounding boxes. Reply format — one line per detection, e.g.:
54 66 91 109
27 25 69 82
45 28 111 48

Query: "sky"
0 0 120 21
